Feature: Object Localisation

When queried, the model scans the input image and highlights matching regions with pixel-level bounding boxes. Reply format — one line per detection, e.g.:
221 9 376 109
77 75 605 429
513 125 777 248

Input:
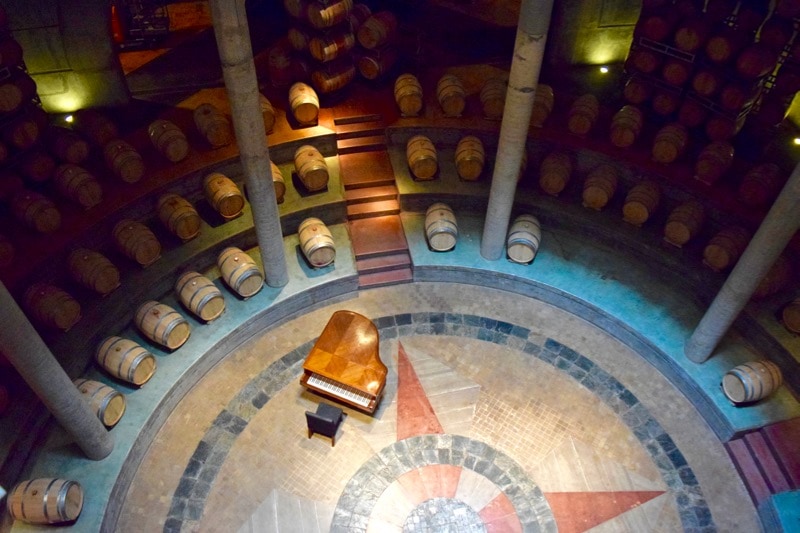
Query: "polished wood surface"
301 310 387 413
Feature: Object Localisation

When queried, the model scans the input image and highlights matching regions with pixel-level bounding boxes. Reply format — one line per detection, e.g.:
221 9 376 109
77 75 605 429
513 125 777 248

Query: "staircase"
334 112 412 289
725 417 800 507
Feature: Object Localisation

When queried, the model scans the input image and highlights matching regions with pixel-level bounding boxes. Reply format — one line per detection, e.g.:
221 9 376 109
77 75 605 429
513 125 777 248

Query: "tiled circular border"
162 312 715 533
329 435 556 532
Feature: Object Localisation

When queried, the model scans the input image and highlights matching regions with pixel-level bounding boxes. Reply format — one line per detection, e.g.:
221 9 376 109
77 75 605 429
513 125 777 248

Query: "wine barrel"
425 203 458 252
394 73 423 116
298 217 336 267
652 122 688 164
23 282 81 331
531 84 554 127
777 0 800 18
311 61 356 93
113 219 161 266
357 47 398 80
270 160 286 204
11 190 61 233
72 378 126 428
582 165 618 210
758 15 794 52
722 361 783 404
506 214 542 264
259 93 275 133
480 78 506 120
705 27 748 64
175 271 225 322
703 226 750 272
664 200 705 247
436 74 466 117
635 7 678 41
156 193 201 241
694 141 734 185
736 43 777 79
17 150 55 182
705 112 746 141
661 58 692 86
7 479 83 525
203 173 245 219
53 164 102 209
193 103 233 147
736 1 769 31
287 26 310 51
455 135 485 181
691 68 722 97
2 113 40 150
406 135 437 180
348 3 371 31
673 17 710 53
623 76 653 104
307 0 353 29
0 233 14 268
309 30 355 63
782 297 800 333
678 98 709 127
610 105 643 148
567 94 599 135
72 109 118 146
67 248 120 295
651 89 681 116
0 72 36 114
0 171 23 201
623 181 660 226
96 336 156 386
294 144 329 191
46 126 90 164
217 247 264 298
135 300 191 350
289 82 320 125
754 255 792 299
738 162 784 207
148 119 189 162
103 139 145 183
357 10 397 49
283 0 309 19
539 151 572 196
719 81 760 112
626 47 662 74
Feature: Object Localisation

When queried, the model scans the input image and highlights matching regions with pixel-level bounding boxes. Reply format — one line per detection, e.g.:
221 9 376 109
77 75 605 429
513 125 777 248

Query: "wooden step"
356 252 411 275
726 438 773 505
349 215 409 259
336 122 385 140
337 135 386 154
339 151 396 190
761 418 800 488
344 185 398 205
359 267 413 289
744 432 793 494
333 113 383 126
347 199 400 219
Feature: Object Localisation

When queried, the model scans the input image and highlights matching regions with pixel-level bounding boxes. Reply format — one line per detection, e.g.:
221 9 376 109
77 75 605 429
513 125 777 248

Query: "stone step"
359 266 413 289
349 215 409 259
339 151 396 190
356 252 412 275
344 185 398 205
333 113 383 126
726 438 773 505
347 199 400 219
335 121 385 140
337 135 387 154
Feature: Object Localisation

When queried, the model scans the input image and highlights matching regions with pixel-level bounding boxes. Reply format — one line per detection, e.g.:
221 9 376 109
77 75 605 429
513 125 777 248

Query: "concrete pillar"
0 282 113 460
480 0 555 260
685 161 800 363
208 0 289 287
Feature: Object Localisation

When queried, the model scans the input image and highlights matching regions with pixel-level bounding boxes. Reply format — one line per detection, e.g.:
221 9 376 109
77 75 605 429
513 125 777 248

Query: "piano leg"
308 429 313 439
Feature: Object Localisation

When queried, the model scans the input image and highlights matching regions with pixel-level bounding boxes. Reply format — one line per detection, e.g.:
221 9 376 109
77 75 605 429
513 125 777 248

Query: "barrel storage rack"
1 1 800 530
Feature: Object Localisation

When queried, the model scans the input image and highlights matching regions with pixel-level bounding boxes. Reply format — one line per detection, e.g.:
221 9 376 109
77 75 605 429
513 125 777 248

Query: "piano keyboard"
306 373 372 408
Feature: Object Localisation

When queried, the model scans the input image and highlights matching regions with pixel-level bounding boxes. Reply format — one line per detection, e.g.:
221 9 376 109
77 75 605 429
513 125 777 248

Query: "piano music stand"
305 403 344 446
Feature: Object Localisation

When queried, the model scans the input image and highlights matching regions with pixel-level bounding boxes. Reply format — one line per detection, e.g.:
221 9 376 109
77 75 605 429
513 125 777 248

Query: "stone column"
0 282 113 460
208 0 289 287
480 0 555 260
686 161 800 363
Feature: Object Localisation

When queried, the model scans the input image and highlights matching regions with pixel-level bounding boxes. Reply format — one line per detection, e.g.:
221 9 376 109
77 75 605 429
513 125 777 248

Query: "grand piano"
301 310 387 414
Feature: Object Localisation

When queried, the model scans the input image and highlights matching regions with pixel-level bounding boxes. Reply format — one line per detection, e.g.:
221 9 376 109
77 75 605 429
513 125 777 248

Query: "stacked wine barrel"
622 0 779 158
354 9 399 81
282 0 369 94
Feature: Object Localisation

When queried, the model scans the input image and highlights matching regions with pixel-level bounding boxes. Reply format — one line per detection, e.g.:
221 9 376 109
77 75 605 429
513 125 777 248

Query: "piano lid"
303 310 387 396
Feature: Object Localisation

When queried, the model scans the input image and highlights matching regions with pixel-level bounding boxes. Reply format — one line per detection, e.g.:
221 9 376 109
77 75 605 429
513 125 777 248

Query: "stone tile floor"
116 283 760 533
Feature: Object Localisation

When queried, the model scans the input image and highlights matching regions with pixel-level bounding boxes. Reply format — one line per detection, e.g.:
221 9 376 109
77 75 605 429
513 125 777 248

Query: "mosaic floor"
115 283 759 533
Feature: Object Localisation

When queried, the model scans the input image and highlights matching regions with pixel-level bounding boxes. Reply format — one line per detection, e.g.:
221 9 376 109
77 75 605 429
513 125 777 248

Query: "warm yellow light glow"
64 114 74 123
793 137 800 146
599 66 609 74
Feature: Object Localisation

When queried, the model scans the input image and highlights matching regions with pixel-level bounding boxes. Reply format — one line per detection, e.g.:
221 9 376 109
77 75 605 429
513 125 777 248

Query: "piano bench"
305 403 345 446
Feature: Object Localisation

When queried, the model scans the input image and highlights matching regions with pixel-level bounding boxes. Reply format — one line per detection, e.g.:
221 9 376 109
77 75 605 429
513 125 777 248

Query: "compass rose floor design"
115 283 759 533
